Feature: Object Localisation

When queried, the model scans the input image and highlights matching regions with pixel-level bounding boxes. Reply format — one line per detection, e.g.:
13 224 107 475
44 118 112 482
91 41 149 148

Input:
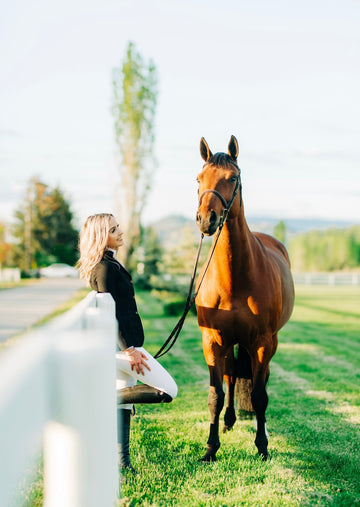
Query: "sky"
1 0 359 231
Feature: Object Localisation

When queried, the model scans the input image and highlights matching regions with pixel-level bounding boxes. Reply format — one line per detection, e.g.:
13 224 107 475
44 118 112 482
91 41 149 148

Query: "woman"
78 213 177 473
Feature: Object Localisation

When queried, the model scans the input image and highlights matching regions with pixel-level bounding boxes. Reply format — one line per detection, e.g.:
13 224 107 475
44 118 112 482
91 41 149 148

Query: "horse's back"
253 232 291 265
253 231 295 329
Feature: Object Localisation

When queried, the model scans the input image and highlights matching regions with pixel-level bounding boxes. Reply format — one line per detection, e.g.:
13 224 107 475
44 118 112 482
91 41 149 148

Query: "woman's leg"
117 408 136 473
116 347 178 399
116 348 177 468
116 369 136 410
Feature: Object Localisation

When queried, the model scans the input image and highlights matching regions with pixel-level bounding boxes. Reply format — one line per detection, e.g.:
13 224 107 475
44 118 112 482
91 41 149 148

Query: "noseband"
198 167 242 229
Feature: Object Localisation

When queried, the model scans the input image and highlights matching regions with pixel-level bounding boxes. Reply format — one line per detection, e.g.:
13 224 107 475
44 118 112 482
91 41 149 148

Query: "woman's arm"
92 262 129 342
92 262 149 372
92 262 115 293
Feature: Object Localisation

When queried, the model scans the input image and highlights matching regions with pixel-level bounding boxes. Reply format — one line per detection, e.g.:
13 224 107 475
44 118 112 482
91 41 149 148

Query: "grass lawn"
120 286 360 506
19 285 360 506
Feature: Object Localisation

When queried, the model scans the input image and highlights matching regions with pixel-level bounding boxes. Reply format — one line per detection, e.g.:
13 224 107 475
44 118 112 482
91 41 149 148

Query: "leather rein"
154 166 241 359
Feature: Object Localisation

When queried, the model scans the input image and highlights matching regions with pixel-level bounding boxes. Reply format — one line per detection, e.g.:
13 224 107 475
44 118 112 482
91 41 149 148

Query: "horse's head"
196 135 242 236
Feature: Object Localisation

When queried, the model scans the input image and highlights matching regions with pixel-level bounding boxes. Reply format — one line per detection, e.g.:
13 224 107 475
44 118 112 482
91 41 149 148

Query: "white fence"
0 292 119 507
0 268 21 283
293 272 360 286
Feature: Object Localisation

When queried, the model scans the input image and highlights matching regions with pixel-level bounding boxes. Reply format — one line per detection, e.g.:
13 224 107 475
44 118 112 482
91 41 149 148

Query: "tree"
289 225 360 272
163 225 202 277
112 41 158 269
161 225 211 289
133 225 164 289
0 222 14 268
12 177 79 273
274 220 286 244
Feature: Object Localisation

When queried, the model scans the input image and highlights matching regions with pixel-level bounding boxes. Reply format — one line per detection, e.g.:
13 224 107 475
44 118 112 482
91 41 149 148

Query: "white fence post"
0 292 119 507
0 334 50 507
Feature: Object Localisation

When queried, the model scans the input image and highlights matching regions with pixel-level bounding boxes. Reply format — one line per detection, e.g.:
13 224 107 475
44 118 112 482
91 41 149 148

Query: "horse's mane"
207 152 239 171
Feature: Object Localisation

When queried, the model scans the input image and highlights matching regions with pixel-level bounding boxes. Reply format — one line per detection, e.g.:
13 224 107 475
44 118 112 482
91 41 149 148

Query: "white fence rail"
0 292 119 507
293 272 360 286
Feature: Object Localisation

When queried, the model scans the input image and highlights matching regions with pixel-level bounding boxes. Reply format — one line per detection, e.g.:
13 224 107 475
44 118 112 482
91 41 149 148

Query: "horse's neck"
213 209 255 279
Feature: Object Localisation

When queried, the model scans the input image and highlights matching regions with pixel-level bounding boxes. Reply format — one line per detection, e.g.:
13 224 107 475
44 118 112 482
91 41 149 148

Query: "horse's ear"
228 135 239 162
200 137 213 162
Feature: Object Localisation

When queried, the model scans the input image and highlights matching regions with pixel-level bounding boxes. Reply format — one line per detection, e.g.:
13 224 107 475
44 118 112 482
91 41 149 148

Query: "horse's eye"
230 176 237 183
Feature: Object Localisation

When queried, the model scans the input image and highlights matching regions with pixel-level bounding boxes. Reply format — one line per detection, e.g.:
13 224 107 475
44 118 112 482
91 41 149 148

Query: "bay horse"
195 135 294 461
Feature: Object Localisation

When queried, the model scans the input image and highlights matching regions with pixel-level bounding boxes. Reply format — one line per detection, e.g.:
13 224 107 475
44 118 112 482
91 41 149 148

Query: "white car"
39 263 78 279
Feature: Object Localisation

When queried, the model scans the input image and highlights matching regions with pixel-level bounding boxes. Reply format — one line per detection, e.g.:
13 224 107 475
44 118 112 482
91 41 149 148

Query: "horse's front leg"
200 337 225 462
200 367 224 462
223 348 236 432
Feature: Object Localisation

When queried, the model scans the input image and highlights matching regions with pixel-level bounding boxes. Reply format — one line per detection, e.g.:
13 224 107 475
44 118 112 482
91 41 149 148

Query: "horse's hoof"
199 443 220 462
255 435 268 460
223 407 236 432
199 453 217 463
257 450 271 461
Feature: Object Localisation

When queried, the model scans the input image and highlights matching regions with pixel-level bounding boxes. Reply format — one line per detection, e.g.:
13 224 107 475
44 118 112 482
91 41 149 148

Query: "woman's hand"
125 348 151 375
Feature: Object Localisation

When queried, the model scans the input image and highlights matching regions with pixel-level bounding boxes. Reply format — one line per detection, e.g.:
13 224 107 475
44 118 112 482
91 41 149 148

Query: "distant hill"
149 214 356 246
244 217 355 235
149 215 199 248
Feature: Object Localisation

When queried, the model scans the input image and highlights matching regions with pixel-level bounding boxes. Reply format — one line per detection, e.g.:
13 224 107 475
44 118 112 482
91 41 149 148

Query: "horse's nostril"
210 210 217 224
196 212 201 224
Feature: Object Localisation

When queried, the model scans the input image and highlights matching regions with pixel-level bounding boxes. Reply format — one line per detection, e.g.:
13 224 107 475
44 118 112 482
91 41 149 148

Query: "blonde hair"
77 213 115 284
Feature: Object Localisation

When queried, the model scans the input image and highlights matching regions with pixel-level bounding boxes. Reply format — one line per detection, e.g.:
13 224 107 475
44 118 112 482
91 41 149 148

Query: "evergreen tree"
12 177 79 273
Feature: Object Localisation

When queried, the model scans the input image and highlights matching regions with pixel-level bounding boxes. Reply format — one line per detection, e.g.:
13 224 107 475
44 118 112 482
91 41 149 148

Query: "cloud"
0 128 22 139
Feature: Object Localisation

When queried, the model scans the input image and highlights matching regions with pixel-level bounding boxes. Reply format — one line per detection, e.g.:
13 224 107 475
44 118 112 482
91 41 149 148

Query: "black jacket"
90 251 145 349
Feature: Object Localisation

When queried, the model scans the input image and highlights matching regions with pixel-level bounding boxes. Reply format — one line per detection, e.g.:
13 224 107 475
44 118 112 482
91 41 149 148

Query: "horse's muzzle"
196 209 219 236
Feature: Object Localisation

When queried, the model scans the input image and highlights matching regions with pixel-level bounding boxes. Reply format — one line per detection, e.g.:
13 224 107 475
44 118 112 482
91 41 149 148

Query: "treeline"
0 177 78 275
288 225 360 272
1 180 359 280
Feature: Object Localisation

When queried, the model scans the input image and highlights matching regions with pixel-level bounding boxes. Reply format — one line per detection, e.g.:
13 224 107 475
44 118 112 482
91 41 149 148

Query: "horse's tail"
234 345 254 419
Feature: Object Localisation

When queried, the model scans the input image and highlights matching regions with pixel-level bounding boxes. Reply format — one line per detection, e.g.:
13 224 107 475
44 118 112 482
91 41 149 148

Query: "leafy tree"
274 220 286 244
162 225 211 280
133 226 164 289
0 222 14 268
112 41 158 269
12 177 79 273
289 225 360 272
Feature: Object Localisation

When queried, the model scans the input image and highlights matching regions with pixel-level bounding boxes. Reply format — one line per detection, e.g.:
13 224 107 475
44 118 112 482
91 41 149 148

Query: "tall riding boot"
117 408 136 473
118 384 173 405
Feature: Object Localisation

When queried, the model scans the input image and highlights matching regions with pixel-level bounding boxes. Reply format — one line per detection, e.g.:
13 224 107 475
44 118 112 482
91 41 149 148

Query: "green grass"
120 286 360 506
18 286 360 506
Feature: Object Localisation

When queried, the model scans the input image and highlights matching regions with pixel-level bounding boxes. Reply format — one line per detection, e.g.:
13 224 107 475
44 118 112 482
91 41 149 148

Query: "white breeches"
116 346 178 409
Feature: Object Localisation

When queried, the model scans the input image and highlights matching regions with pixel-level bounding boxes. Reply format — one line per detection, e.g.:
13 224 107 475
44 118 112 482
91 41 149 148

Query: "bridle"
154 163 242 359
198 163 242 229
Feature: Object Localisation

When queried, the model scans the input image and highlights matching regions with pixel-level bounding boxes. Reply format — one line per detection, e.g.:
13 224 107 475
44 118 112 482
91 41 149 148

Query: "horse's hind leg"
223 349 236 432
250 342 272 460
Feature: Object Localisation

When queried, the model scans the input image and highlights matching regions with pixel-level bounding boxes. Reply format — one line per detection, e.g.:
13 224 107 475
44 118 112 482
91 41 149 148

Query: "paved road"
0 278 86 343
